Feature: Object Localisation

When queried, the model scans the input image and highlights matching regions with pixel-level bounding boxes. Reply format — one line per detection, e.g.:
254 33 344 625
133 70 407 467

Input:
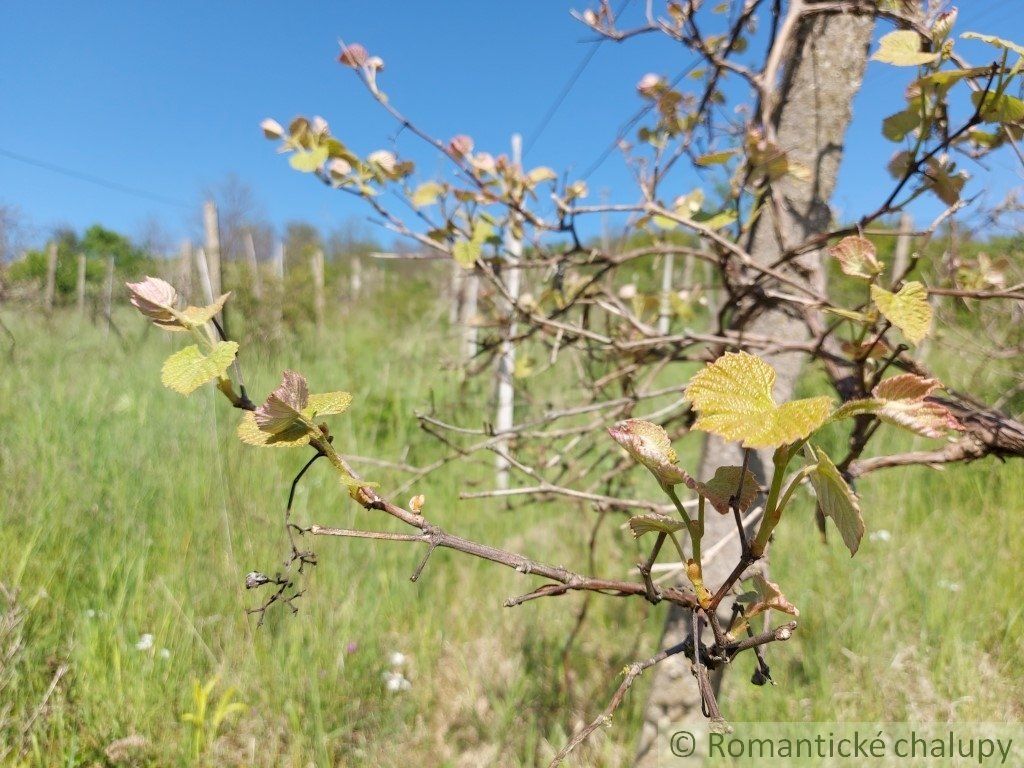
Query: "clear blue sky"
1 1 1021 251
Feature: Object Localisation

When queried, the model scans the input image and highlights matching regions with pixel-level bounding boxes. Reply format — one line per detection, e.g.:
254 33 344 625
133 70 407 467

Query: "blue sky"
1 1 1022 251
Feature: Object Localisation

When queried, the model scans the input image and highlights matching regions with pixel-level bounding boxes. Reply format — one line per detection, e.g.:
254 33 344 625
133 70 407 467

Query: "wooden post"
350 253 363 298
657 252 675 336
701 240 717 311
495 133 523 490
244 231 263 300
892 211 914 280
103 255 115 337
273 239 285 332
44 242 58 313
449 260 463 325
76 253 87 315
311 248 325 334
461 269 479 361
178 240 193 300
202 200 222 296
195 246 215 307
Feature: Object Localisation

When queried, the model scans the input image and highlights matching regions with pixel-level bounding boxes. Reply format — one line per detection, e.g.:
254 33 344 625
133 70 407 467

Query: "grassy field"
1 283 1022 767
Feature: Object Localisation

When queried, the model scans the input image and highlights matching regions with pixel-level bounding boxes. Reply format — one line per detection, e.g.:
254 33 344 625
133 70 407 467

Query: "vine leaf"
289 145 329 173
411 181 444 208
747 574 799 618
608 419 691 487
870 281 932 344
686 466 759 515
685 352 832 449
240 371 355 449
161 341 239 396
628 513 687 537
126 276 229 332
830 373 962 438
255 370 309 434
237 413 312 448
806 445 864 556
971 91 1024 124
307 391 354 417
828 236 884 279
871 30 939 67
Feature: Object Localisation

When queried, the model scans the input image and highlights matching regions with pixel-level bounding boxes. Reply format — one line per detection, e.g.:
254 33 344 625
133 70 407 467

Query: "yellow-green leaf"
687 465 759 515
452 238 481 269
527 166 558 184
971 90 1024 124
806 445 863 556
306 391 353 417
961 32 1024 59
628 513 687 538
685 351 832 449
695 149 736 166
828 236 884 279
171 293 230 330
608 419 691 487
237 411 312 448
411 181 444 208
870 281 932 344
289 145 329 173
872 30 939 66
160 341 238 396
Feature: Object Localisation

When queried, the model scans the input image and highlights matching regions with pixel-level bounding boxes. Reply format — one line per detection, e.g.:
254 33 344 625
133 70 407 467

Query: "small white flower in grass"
383 670 411 693
869 529 892 543
389 651 406 668
158 648 171 660
938 579 962 592
85 609 96 619
135 633 154 651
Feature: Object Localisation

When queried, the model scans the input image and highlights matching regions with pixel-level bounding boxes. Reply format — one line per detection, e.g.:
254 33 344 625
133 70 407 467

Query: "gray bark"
635 9 874 764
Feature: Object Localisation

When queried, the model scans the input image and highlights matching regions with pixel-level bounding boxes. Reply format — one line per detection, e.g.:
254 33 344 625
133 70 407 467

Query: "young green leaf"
832 374 961 438
237 412 312 448
685 352 832 449
307 391 353 417
161 341 239 396
871 30 939 66
411 181 444 208
628 513 687 538
686 465 759 515
255 370 309 434
870 281 932 344
828 236 884 279
806 445 864 556
608 419 691 487
289 145 330 173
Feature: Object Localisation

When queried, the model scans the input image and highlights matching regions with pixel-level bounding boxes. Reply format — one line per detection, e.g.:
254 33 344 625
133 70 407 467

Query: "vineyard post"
102 255 114 337
177 240 193 302
245 230 263 301
657 252 675 336
893 211 914 279
202 200 223 297
311 247 325 335
495 133 523 489
76 253 86 316
195 246 215 307
273 238 285 332
43 242 57 314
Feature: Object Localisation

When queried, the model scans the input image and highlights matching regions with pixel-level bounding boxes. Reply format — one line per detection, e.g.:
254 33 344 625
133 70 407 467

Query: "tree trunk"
635 8 874 764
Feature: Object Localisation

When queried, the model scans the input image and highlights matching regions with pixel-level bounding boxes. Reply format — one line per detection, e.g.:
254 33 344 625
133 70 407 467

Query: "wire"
579 57 703 180
0 146 191 209
523 0 634 158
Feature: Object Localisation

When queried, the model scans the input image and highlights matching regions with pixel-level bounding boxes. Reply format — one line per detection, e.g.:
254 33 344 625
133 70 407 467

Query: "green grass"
0 293 1022 767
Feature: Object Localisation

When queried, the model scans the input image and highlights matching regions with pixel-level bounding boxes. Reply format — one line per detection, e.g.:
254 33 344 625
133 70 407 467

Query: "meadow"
1 272 1022 767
